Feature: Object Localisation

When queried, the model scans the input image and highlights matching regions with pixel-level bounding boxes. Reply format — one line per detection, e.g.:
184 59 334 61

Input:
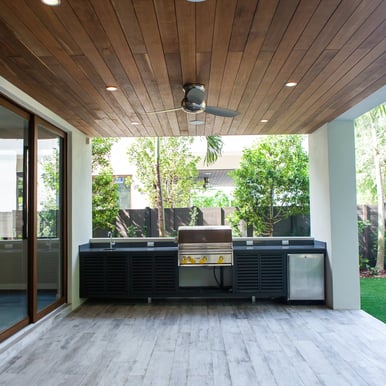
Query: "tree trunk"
155 137 165 237
371 122 385 272
269 187 274 236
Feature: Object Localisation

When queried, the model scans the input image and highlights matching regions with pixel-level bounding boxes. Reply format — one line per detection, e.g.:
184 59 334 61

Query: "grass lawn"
360 277 386 323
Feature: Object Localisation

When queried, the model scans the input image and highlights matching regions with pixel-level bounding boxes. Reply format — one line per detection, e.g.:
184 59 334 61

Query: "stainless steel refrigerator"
287 253 325 301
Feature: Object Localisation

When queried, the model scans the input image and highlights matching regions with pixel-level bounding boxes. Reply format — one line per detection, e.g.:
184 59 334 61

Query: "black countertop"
233 239 326 252
79 239 326 254
79 243 178 254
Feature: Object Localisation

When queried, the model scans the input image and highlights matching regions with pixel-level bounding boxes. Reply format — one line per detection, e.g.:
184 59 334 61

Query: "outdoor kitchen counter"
79 237 326 301
79 239 326 256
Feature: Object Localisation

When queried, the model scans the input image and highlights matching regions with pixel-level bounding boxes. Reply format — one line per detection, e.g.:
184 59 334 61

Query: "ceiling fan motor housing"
182 83 206 113
183 83 205 94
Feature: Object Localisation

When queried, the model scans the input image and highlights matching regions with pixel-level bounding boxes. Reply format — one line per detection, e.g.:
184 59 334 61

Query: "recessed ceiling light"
131 122 140 125
285 82 297 87
189 119 205 125
106 85 118 91
41 0 61 5
260 119 269 123
187 0 207 2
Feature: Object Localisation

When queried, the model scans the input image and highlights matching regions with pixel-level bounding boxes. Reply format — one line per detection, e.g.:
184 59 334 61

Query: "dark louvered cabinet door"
80 255 106 297
259 253 286 296
130 253 178 296
130 255 154 295
234 251 286 297
234 253 259 293
80 255 129 298
105 255 128 296
154 254 178 294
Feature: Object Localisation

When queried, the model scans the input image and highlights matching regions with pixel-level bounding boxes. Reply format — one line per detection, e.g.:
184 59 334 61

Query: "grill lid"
177 225 232 244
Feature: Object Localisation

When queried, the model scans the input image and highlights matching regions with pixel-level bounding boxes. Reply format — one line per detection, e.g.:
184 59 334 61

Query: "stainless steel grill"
177 226 233 266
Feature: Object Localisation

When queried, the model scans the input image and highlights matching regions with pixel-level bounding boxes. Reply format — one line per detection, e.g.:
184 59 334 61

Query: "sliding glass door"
0 102 29 335
36 122 66 314
0 98 67 341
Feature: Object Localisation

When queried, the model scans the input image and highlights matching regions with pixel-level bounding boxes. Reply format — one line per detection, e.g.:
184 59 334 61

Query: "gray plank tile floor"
0 300 385 386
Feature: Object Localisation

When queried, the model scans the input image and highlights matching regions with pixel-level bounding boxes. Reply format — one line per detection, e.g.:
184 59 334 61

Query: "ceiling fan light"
182 97 205 114
41 0 61 5
189 119 205 125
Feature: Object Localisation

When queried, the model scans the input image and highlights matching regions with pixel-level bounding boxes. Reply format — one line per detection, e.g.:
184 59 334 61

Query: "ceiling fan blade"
187 87 206 104
204 106 240 117
148 107 182 114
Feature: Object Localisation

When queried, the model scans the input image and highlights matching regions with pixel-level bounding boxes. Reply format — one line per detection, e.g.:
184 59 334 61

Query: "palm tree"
204 135 224 166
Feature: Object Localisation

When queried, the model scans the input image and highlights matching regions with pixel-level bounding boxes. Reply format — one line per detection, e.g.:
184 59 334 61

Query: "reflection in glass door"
0 104 29 334
36 124 64 313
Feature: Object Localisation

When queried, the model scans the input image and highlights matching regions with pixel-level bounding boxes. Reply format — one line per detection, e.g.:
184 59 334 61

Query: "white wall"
309 121 360 309
110 138 149 209
67 132 92 309
0 76 92 310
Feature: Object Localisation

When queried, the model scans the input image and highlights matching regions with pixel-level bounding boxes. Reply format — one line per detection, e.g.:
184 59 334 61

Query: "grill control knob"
189 256 196 264
199 256 208 264
217 255 224 264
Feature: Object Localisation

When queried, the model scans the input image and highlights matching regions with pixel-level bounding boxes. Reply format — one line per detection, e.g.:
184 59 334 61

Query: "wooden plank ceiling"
0 0 385 138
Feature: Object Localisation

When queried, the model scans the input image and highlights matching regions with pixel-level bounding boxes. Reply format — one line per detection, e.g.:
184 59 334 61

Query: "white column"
308 121 360 309
67 132 92 309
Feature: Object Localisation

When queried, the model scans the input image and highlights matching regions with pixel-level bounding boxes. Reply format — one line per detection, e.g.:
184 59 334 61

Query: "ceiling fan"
150 83 240 117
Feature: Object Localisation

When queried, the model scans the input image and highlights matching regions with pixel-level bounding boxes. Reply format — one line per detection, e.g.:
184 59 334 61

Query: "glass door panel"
36 124 63 312
0 105 29 333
